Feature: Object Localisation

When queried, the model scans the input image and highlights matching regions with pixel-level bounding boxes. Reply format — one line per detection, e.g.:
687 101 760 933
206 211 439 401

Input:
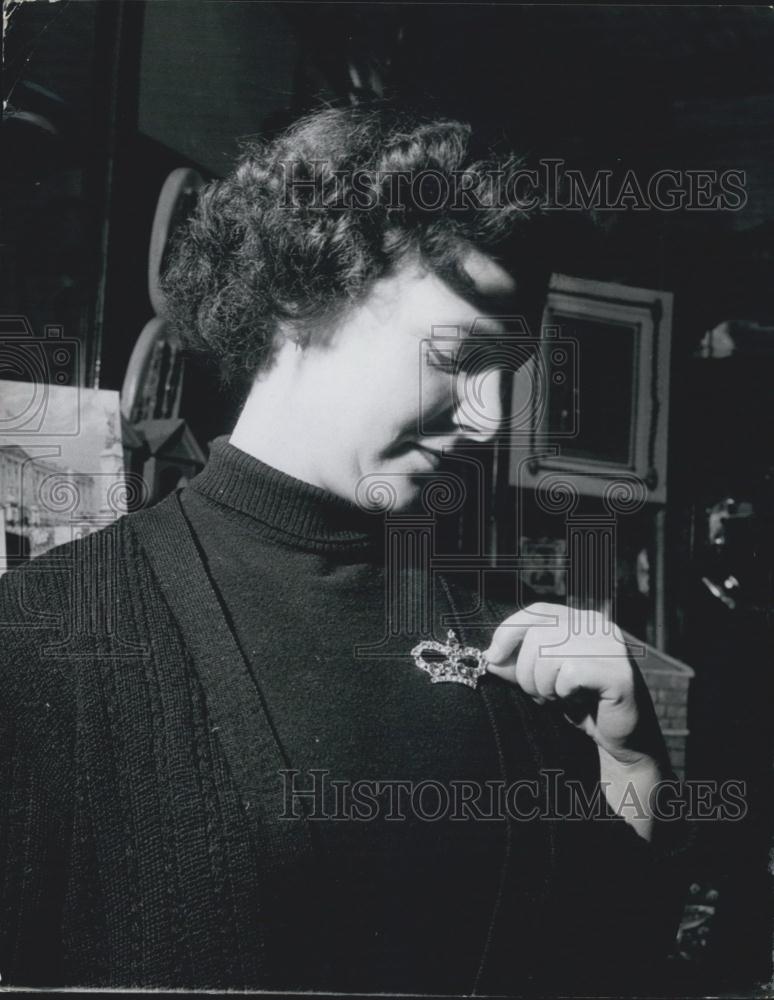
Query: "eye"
425 341 507 374
425 345 457 373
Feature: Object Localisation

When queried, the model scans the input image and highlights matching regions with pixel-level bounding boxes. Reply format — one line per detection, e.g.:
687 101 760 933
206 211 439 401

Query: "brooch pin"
410 629 489 690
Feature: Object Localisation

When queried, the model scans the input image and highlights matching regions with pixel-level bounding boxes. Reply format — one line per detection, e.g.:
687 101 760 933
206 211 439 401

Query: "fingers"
554 658 594 701
485 603 643 756
484 603 561 665
534 655 563 700
486 609 561 704
485 602 631 705
554 656 630 706
484 658 520 684
512 625 543 698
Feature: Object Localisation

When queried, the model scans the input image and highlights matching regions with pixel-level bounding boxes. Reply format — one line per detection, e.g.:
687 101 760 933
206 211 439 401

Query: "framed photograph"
0 381 127 575
510 274 673 505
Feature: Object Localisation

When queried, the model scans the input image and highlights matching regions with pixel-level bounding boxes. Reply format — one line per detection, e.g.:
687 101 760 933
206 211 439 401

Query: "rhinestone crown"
410 629 488 690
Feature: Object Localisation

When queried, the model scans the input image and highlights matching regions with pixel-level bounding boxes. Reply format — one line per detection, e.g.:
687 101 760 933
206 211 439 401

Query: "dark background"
2 3 773 994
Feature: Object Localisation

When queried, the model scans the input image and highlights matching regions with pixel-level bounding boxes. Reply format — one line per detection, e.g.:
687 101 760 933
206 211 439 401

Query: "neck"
187 436 386 550
230 343 322 488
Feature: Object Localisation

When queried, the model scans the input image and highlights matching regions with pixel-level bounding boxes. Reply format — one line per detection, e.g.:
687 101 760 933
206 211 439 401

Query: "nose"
453 367 503 443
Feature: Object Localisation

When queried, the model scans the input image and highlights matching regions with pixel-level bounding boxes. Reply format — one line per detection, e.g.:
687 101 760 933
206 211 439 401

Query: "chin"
356 450 441 513
355 473 423 514
394 467 442 512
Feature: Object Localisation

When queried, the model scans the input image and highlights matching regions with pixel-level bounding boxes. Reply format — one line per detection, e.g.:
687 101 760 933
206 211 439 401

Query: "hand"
484 602 664 767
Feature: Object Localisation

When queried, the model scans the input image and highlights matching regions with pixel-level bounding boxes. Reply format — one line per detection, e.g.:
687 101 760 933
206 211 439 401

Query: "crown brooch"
410 629 489 690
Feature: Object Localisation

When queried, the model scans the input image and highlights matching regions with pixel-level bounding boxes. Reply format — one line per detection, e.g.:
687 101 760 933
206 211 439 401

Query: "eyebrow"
436 264 521 320
428 318 524 342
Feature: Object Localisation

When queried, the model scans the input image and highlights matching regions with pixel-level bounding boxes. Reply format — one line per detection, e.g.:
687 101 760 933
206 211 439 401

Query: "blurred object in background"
120 167 207 507
697 319 774 359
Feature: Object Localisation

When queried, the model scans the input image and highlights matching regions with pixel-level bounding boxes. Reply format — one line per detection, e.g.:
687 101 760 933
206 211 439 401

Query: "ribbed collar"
186 436 387 551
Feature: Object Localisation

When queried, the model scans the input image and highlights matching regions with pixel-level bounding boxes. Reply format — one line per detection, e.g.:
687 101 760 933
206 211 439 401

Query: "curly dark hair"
161 105 553 388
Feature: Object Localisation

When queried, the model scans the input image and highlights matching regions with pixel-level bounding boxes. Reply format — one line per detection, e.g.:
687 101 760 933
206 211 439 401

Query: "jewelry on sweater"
410 629 488 690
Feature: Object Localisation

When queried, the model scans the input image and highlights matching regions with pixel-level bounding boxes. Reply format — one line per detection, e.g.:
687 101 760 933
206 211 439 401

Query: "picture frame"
0 381 128 576
509 274 673 505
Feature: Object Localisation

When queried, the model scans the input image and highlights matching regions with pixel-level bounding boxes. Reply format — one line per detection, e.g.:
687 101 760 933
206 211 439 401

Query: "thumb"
483 623 528 682
484 659 515 679
484 619 531 665
484 605 559 664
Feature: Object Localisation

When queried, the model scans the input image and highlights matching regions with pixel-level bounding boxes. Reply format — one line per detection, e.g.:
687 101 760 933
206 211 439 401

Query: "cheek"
418 365 456 418
366 361 424 422
328 343 449 451
378 368 453 446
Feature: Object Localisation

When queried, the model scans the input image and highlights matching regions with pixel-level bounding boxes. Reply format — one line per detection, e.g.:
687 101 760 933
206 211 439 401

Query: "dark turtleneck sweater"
180 438 538 994
0 436 689 993
178 438 686 994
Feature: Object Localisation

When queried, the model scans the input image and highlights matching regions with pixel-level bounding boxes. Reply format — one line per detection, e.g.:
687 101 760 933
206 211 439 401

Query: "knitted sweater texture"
0 440 688 992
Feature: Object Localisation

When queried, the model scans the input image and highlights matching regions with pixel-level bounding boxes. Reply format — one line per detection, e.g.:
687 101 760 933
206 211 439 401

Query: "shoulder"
0 492 184 618
0 511 165 716
0 518 127 623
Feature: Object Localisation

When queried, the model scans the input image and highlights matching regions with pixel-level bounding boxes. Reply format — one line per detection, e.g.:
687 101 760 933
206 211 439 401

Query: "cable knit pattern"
0 519 265 988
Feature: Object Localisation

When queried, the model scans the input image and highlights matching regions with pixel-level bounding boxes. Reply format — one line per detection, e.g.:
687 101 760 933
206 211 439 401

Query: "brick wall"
624 632 694 780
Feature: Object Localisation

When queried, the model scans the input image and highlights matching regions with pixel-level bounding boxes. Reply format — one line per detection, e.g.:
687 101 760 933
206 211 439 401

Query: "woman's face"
251 248 520 511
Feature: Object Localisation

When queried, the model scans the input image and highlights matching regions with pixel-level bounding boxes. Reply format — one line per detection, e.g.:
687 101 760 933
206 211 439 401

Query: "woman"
0 106 688 994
